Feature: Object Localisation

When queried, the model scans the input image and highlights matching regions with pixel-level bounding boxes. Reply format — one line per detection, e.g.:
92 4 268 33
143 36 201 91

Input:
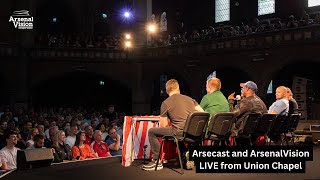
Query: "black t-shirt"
288 98 299 115
160 94 199 130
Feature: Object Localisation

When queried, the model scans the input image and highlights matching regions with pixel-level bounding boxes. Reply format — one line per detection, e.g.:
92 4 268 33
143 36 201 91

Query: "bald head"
276 86 287 100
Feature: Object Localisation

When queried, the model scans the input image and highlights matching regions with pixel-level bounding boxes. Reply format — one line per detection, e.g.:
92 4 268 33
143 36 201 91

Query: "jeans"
148 127 183 160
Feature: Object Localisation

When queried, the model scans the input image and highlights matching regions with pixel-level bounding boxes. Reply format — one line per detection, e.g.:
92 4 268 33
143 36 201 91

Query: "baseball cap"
240 81 258 92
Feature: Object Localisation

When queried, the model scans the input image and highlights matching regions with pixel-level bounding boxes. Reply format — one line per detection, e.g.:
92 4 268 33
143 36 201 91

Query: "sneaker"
142 159 163 168
185 151 194 170
142 164 163 171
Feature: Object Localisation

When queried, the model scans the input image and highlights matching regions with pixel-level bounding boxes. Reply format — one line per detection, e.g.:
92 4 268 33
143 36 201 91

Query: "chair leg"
290 132 296 145
155 140 164 171
174 138 184 175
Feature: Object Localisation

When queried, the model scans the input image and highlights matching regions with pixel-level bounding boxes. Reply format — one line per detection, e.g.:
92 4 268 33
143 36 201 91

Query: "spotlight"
147 23 157 33
124 11 131 18
124 41 132 48
125 33 131 40
52 17 57 23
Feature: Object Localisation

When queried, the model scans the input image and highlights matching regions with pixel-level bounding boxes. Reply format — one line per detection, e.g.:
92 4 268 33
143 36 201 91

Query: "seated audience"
26 128 39 148
105 127 122 156
96 123 108 141
28 134 45 149
52 130 73 163
65 125 78 148
0 130 20 170
84 125 94 145
91 130 111 157
72 131 96 160
45 126 59 148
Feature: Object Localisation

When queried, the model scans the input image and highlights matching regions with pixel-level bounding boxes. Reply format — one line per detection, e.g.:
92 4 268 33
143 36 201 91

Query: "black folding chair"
254 113 276 145
285 113 301 145
206 112 236 146
236 114 262 146
155 112 210 174
268 115 288 145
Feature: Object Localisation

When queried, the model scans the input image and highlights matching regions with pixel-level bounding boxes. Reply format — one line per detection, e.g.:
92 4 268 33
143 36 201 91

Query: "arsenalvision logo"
9 10 34 29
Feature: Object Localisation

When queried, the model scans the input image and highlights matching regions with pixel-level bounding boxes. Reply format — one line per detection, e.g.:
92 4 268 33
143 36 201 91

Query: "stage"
2 147 320 180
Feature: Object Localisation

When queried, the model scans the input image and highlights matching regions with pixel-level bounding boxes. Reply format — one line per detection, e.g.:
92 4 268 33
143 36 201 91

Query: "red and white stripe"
122 116 159 167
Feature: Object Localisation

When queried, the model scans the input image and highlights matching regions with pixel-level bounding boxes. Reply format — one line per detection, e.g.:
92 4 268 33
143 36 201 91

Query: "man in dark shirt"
143 79 204 171
228 81 268 136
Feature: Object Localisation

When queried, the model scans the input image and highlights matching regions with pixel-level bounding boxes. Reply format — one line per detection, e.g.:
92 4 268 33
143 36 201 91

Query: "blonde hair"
206 78 221 91
27 128 39 140
286 87 293 96
53 130 65 147
166 79 180 93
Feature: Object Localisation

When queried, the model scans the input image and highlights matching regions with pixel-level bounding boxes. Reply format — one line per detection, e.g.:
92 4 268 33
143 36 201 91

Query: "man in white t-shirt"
65 125 78 148
0 130 20 170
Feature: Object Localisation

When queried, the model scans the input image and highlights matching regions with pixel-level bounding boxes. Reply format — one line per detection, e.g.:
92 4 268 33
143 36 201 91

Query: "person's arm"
72 146 83 160
108 134 121 151
52 147 63 163
228 92 236 111
200 96 208 110
159 117 169 127
159 102 169 127
269 101 287 115
0 162 8 170
195 105 204 112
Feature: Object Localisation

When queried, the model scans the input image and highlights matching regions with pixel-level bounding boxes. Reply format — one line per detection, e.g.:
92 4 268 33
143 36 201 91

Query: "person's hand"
116 134 120 140
51 148 56 154
228 92 236 100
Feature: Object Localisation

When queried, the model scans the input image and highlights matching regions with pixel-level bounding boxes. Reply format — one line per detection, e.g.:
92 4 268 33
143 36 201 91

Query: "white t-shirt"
0 147 20 170
26 140 34 148
65 136 76 148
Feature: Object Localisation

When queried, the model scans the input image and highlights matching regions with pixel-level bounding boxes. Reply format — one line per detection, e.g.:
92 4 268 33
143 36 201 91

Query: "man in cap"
228 81 268 136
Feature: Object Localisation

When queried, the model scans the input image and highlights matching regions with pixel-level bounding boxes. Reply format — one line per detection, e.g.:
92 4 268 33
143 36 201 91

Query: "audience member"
90 130 111 157
52 130 73 163
105 127 122 156
72 131 96 160
84 125 94 145
26 128 39 148
65 124 78 148
0 130 20 170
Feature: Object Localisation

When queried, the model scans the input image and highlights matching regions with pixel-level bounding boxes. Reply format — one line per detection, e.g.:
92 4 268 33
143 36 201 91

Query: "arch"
30 71 132 114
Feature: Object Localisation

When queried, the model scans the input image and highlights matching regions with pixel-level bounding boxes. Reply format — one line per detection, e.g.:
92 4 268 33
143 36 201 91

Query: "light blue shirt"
268 98 289 115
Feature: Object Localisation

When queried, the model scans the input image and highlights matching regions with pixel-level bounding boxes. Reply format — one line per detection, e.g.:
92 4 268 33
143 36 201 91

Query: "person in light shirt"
0 130 20 170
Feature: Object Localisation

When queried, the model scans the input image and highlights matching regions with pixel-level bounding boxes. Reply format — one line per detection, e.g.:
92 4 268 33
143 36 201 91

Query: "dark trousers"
148 127 183 160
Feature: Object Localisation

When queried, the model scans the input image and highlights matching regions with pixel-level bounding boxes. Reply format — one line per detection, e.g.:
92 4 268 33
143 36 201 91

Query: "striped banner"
122 116 159 167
